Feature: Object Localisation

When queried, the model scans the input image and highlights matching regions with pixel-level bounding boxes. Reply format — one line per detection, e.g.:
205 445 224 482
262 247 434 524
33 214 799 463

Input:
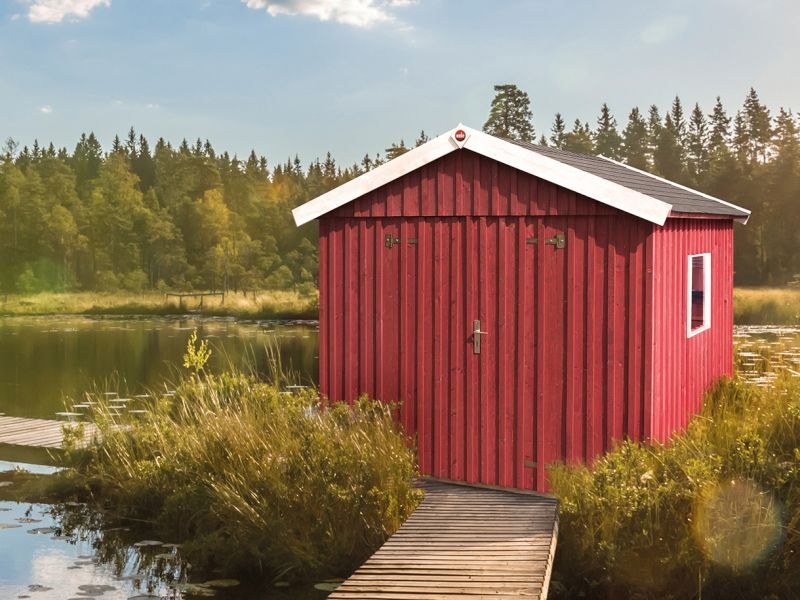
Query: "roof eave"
597 156 751 226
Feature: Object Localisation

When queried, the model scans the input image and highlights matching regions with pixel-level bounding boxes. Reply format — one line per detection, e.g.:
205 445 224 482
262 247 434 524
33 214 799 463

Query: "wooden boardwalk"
0 416 97 449
329 480 559 599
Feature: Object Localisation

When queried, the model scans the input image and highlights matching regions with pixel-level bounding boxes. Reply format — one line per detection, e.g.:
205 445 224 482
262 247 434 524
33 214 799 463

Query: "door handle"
473 319 487 354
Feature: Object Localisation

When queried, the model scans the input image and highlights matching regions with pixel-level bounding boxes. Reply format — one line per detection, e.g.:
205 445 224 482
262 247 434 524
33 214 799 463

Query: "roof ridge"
293 124 750 226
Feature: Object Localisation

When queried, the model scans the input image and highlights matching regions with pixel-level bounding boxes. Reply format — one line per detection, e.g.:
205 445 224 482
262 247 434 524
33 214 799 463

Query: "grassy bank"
549 373 800 599
0 290 318 320
734 287 800 325
2 287 798 325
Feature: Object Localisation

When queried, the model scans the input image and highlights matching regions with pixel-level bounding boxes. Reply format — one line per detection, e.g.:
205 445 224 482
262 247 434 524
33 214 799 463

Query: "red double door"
369 216 568 491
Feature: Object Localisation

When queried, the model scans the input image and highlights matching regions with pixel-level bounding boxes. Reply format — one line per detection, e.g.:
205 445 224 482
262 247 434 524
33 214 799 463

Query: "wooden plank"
0 416 97 449
329 480 558 600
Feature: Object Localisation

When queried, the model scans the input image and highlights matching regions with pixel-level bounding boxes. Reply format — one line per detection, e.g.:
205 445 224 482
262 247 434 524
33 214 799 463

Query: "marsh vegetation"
50 334 420 591
550 328 800 599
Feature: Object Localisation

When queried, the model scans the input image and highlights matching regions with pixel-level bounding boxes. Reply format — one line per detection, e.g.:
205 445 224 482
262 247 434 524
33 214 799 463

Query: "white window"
687 253 711 337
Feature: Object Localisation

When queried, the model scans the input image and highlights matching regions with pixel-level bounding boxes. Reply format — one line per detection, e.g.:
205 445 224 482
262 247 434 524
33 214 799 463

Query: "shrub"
64 370 420 582
550 376 800 599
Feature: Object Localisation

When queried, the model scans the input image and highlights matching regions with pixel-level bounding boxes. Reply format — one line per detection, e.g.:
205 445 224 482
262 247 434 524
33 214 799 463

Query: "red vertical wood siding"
649 218 735 442
318 150 734 492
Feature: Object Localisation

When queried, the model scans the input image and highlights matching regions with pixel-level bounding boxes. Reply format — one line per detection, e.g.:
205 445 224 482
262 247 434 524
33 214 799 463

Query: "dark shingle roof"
509 139 750 220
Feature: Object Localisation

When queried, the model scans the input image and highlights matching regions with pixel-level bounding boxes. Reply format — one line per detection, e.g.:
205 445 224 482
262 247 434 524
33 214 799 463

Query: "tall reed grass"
62 364 420 582
549 374 800 599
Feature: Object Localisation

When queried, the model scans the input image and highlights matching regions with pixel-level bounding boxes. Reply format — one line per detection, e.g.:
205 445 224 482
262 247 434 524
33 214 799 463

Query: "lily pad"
0 481 14 487
27 527 55 535
15 518 41 524
27 584 53 592
0 523 22 529
154 553 175 560
132 539 163 547
314 581 343 592
78 584 116 594
172 584 215 597
203 579 240 588
127 596 161 600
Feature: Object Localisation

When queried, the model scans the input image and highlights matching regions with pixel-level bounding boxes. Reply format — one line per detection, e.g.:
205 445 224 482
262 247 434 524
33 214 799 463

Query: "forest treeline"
0 132 338 294
0 86 797 293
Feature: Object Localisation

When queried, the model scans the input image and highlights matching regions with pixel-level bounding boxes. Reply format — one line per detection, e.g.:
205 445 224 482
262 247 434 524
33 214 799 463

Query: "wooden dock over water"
329 480 559 599
0 416 97 449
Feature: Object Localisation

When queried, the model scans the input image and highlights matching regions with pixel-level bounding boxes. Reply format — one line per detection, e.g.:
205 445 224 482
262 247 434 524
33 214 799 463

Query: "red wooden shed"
293 124 750 492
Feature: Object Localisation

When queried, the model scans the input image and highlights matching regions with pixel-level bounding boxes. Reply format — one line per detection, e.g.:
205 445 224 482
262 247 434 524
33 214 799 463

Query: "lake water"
0 316 319 420
0 316 324 599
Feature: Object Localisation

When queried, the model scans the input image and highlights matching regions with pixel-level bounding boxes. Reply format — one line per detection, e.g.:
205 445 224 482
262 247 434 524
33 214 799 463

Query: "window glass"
688 253 711 336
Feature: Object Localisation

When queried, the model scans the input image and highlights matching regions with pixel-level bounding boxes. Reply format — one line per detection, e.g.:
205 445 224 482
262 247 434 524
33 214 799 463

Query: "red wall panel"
649 219 735 442
318 152 734 492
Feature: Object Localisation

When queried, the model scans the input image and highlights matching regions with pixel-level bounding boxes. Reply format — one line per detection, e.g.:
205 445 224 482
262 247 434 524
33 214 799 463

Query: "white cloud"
640 15 688 45
242 0 416 28
40 105 53 114
27 0 111 24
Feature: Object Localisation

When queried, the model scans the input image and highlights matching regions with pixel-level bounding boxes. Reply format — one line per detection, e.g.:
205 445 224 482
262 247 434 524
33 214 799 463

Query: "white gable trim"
292 127 462 226
293 124 688 226
462 129 671 225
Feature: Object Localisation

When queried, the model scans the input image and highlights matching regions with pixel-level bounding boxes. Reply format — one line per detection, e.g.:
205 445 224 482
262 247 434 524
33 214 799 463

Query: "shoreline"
0 290 319 321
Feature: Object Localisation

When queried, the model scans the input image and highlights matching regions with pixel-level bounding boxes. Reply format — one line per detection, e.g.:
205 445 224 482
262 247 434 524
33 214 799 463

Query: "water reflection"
734 325 800 386
0 316 319 419
0 500 330 599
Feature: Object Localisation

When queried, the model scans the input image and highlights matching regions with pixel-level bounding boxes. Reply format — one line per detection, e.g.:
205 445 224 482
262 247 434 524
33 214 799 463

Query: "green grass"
0 289 319 320
734 287 800 325
57 369 421 583
549 373 800 599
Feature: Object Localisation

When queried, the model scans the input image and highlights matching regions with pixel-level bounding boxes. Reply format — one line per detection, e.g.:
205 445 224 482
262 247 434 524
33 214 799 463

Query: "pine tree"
563 120 594 154
669 96 687 149
483 84 535 142
621 107 649 170
594 103 622 160
646 105 662 167
126 127 138 159
686 103 709 185
385 139 408 160
708 97 731 153
111 135 125 156
732 111 749 163
653 114 684 181
767 108 800 282
549 113 567 149
742 87 772 163
414 130 429 147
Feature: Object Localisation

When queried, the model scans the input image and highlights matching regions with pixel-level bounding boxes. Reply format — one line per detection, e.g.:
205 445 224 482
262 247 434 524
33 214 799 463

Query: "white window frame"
687 253 711 337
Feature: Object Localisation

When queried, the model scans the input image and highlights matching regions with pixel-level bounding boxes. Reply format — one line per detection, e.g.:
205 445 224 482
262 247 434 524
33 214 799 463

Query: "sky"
1 0 799 169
